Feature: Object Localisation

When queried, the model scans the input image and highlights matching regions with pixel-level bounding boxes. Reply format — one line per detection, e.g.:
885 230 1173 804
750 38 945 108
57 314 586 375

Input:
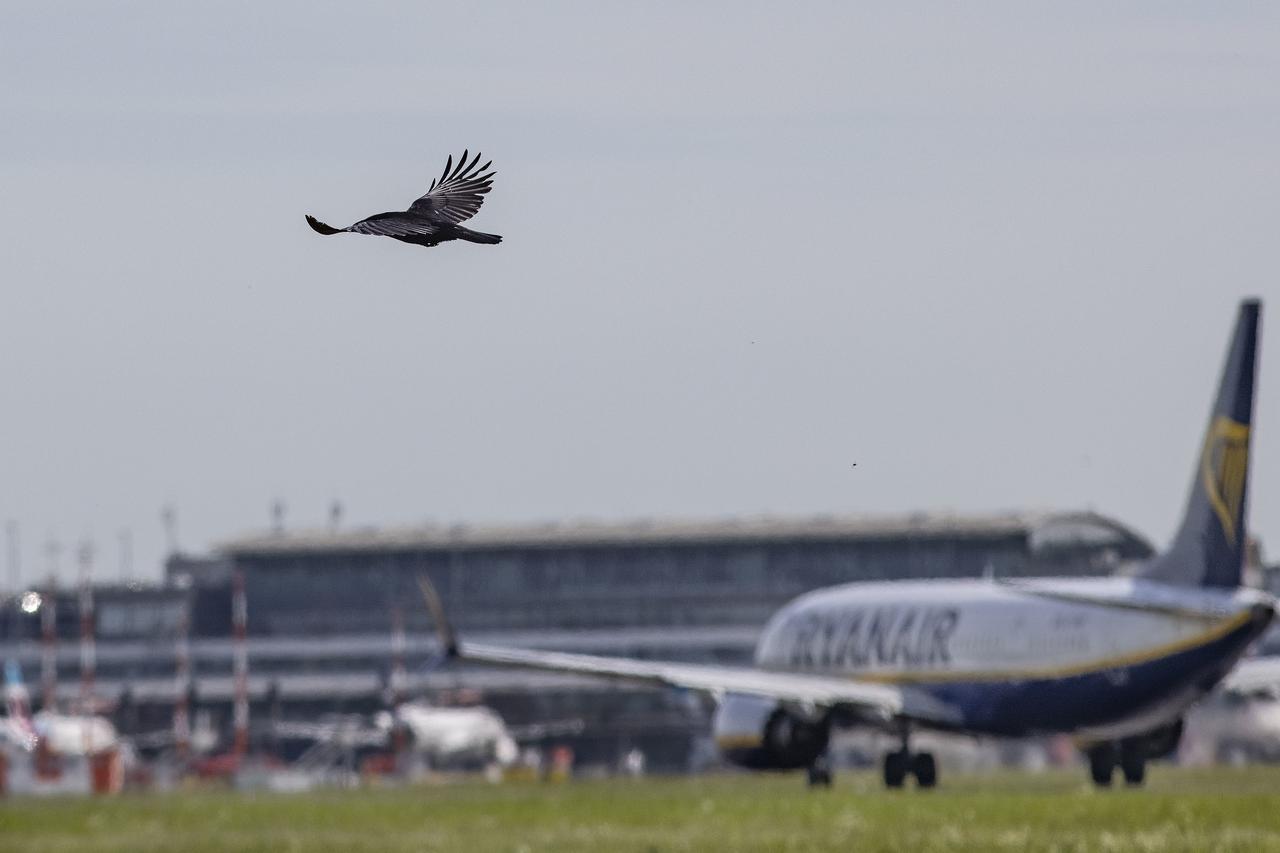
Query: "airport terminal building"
2 510 1155 772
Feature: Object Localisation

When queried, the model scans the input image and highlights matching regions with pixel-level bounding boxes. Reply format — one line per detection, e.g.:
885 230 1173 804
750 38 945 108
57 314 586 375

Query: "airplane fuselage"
753 576 1275 738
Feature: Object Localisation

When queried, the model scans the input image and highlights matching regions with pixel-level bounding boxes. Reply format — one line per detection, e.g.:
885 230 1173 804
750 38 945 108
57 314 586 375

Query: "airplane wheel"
807 756 833 788
912 752 938 789
1088 744 1116 788
883 750 908 789
1119 741 1146 787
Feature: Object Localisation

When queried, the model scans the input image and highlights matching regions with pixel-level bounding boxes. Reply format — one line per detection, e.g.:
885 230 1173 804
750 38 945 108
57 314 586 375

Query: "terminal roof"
218 510 1151 556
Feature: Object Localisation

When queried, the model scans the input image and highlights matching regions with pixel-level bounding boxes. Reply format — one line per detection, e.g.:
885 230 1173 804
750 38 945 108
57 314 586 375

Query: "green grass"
4 765 1280 852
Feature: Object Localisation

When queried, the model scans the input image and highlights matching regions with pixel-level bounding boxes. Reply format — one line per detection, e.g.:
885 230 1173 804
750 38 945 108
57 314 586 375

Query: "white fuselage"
752 576 1274 738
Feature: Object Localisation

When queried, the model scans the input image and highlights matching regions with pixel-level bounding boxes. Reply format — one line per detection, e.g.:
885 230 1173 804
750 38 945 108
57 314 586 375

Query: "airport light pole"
174 601 191 759
41 574 58 712
5 520 18 596
390 604 407 707
77 541 96 758
232 568 249 757
118 529 133 584
41 539 60 712
77 541 95 716
161 504 178 556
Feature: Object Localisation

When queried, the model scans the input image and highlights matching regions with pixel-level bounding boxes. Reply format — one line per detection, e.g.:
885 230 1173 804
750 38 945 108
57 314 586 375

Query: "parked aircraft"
395 702 518 768
2 661 117 757
419 299 1270 789
270 705 522 770
1181 655 1280 765
1 661 123 794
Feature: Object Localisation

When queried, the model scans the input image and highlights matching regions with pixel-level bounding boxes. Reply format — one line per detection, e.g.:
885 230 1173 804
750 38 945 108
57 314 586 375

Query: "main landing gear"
806 755 833 788
882 726 937 789
1087 740 1147 788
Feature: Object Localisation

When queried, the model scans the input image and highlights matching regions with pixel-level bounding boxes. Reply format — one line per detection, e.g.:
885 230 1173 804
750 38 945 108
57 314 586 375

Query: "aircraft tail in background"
4 660 39 750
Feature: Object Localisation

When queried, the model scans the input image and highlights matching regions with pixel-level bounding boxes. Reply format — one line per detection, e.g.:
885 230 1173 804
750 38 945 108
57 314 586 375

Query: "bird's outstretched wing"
308 213 447 244
306 215 343 235
409 150 496 224
347 215 443 240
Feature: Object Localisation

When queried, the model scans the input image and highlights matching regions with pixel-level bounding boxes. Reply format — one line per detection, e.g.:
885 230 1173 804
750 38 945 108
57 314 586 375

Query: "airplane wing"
415 576 962 728
457 641 963 727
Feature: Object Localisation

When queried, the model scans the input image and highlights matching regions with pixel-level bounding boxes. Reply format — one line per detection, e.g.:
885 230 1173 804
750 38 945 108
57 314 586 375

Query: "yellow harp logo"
1201 415 1250 543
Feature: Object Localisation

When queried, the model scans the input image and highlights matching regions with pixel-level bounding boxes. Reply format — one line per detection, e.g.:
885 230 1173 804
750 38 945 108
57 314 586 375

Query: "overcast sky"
2 3 1278 586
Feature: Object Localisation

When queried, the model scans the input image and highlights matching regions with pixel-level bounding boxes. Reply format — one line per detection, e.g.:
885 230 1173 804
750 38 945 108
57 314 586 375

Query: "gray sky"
2 3 1278 586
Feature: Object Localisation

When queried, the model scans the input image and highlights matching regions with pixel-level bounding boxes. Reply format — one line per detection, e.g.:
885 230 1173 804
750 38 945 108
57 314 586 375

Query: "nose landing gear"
882 726 937 789
912 751 938 788
882 749 938 788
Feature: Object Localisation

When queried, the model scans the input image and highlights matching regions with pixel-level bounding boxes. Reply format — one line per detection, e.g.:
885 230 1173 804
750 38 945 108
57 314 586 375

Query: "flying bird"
306 151 502 248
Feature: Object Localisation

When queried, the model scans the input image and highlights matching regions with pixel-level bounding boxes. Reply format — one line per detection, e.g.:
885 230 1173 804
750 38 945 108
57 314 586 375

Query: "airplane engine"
713 694 829 770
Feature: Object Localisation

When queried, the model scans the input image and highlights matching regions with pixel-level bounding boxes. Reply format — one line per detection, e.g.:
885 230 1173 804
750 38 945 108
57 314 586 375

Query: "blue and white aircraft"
421 299 1269 789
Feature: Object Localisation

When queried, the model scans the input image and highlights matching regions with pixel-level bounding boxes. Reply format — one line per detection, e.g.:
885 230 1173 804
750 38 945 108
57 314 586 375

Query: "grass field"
4 766 1280 852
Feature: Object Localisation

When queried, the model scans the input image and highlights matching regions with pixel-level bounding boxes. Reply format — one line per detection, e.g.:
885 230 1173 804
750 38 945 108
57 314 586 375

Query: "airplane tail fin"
5 660 35 731
1139 299 1261 588
5 660 25 697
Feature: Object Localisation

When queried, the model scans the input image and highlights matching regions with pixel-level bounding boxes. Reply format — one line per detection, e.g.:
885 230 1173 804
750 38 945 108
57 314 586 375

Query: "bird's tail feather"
306 215 344 236
454 226 502 245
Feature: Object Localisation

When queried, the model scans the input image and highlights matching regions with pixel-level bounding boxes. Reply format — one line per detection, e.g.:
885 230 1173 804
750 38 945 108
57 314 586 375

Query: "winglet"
416 575 459 658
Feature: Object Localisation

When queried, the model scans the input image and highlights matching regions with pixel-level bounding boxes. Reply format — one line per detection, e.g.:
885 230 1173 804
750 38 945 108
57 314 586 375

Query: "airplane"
263 702 581 779
2 659 124 795
1180 655 1280 765
417 298 1270 789
2 661 118 758
394 701 584 770
266 705 517 770
395 702 519 769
